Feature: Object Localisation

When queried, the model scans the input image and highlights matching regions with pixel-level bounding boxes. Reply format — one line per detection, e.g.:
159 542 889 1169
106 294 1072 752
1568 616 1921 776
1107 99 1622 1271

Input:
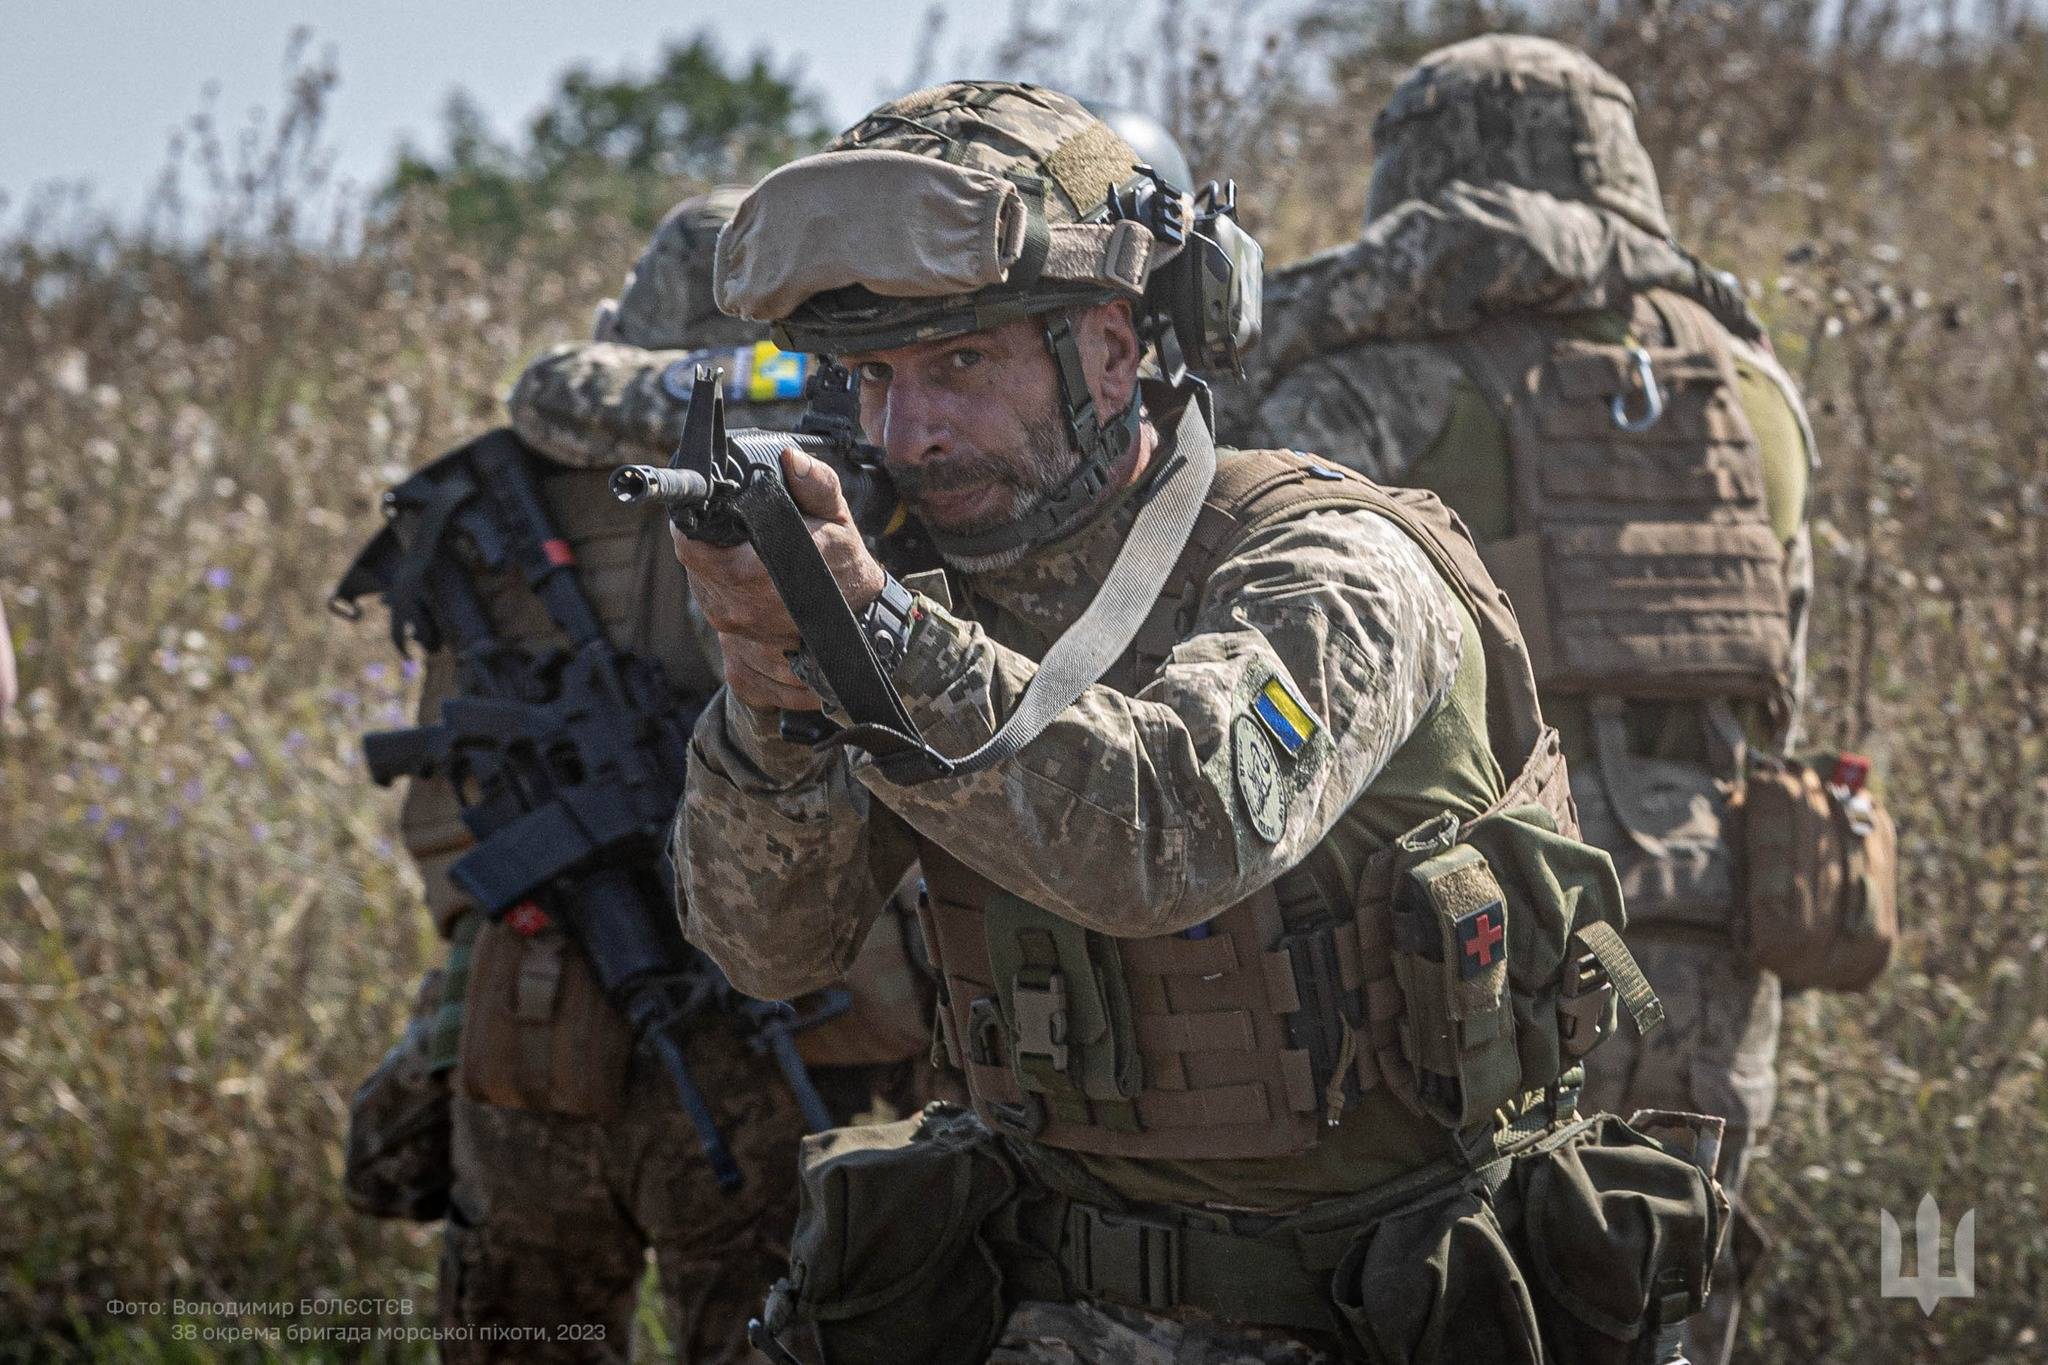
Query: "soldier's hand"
674 446 887 712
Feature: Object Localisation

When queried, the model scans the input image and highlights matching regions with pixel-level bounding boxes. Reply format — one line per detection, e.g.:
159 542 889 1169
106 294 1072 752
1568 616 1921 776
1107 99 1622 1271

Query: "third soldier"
1230 35 1854 1363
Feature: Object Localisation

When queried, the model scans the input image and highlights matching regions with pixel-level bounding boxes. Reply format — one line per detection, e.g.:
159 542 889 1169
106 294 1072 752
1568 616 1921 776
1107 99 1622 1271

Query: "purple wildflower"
180 778 204 805
228 655 253 675
283 730 308 755
105 819 129 843
401 658 422 680
250 821 271 842
221 612 244 632
96 764 121 784
155 648 181 672
329 689 360 709
211 711 233 733
232 748 254 769
85 804 105 825
363 662 388 684
205 567 231 590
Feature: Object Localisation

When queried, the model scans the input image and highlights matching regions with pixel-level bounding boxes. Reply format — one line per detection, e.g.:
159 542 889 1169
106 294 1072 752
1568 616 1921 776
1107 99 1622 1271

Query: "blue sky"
0 0 1015 218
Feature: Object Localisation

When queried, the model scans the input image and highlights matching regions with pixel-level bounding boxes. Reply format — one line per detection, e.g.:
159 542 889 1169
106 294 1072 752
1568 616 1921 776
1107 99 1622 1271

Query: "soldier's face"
842 304 1138 539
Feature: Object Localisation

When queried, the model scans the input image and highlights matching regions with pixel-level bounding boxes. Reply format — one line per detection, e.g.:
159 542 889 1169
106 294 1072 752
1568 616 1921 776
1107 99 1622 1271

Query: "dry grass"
3 8 2046 1360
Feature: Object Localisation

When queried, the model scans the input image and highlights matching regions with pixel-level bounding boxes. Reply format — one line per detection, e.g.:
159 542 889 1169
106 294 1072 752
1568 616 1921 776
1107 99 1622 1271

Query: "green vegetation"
384 34 827 241
3 5 2046 1359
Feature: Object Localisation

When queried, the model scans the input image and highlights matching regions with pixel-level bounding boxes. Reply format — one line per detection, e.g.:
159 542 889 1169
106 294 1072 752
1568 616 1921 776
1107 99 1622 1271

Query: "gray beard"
920 415 1080 574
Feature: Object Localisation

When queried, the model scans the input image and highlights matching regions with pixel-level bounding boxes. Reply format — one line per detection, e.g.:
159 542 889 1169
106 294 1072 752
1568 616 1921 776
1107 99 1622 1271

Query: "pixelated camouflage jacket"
676 410 1466 1006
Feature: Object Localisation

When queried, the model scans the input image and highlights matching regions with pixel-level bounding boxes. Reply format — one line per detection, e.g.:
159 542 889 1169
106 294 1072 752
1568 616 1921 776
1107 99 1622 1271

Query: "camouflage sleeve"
507 340 697 469
853 506 1464 937
1247 342 1465 484
677 688 918 999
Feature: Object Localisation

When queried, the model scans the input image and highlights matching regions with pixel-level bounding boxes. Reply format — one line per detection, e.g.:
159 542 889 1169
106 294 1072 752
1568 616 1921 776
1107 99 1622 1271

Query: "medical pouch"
456 917 637 1120
1389 815 1520 1129
1738 752 1899 991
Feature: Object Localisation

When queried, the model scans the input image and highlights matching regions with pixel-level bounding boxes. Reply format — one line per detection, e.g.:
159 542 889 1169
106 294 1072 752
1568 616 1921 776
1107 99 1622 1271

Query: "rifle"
332 428 843 1189
611 360 949 767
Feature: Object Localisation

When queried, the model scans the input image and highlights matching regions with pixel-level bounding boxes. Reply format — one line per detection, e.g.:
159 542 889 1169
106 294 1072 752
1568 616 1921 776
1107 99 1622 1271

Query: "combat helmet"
1365 34 1671 238
714 80 1262 557
1081 99 1196 208
596 186 765 349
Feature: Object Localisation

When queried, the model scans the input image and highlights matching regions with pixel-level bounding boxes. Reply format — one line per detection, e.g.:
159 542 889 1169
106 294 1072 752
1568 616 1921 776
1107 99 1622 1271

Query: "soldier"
1229 36 1817 1364
671 82 1721 1364
347 190 938 1364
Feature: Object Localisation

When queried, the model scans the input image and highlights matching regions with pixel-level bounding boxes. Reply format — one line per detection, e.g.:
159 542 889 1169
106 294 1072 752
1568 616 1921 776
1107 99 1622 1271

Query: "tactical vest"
1455 289 1796 719
915 449 1653 1161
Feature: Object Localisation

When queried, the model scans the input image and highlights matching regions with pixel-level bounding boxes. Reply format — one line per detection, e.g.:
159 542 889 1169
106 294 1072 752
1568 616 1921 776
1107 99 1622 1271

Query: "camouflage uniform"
1223 37 1814 1364
679 83 1708 1364
390 193 934 1364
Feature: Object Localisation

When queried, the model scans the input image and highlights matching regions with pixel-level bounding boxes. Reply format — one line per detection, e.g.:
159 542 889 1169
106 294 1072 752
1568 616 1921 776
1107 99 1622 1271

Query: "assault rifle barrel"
610 464 711 508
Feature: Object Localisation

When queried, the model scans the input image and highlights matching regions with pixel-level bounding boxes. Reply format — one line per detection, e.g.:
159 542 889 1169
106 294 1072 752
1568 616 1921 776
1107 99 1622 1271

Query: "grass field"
3 7 2046 1360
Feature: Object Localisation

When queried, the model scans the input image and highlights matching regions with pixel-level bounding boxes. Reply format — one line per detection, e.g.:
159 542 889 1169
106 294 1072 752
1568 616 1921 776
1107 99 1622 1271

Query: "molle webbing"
1129 451 1551 773
1457 289 1793 709
919 449 1577 1161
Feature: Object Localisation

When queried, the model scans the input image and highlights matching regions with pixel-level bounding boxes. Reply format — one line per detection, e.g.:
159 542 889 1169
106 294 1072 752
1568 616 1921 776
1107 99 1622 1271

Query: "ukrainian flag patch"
1251 674 1319 758
745 339 809 401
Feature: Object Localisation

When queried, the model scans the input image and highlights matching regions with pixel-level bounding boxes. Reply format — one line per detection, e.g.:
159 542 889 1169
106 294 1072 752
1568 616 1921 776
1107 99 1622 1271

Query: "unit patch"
1251 673 1319 758
1232 714 1288 843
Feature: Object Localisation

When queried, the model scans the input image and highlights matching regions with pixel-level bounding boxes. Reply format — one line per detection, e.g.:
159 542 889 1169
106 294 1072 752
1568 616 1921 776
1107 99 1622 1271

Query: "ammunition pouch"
1573 700 1742 936
1335 1110 1726 1365
983 892 1144 1137
762 1103 1044 1365
761 1099 1724 1365
1737 753 1899 992
343 970 453 1222
456 917 637 1120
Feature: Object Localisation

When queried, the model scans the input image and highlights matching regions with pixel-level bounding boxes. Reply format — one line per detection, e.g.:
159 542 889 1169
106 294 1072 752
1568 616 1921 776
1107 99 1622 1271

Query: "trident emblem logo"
1880 1193 1975 1315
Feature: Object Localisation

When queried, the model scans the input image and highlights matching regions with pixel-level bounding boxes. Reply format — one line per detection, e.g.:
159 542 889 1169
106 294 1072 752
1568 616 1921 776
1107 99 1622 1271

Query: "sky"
0 0 1015 220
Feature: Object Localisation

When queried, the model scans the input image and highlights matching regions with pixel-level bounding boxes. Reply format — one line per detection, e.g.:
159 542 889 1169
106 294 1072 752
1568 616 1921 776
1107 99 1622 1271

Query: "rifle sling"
742 399 1218 787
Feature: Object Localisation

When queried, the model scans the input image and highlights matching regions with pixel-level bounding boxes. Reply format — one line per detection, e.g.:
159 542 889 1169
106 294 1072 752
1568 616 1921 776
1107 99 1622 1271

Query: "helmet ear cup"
1148 182 1264 377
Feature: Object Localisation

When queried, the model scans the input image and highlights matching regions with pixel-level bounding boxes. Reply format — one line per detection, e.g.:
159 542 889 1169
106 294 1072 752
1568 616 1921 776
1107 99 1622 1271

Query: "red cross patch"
1456 902 1506 979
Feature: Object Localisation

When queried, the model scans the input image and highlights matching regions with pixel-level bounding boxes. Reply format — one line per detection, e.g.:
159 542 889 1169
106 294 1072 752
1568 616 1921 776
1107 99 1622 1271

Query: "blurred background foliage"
3 2 2046 1360
383 35 827 243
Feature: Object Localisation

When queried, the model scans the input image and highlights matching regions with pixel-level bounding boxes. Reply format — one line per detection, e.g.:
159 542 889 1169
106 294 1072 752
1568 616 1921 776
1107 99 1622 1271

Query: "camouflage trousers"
1581 931 1780 1365
988 1301 1338 1364
438 1024 802 1364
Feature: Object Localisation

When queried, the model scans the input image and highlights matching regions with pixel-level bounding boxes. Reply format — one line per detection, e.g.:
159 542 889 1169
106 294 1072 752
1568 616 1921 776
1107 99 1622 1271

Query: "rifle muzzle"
610 465 711 507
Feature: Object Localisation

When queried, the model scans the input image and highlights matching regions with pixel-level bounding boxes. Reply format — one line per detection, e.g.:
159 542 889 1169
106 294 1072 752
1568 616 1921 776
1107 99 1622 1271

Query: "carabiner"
1610 345 1666 433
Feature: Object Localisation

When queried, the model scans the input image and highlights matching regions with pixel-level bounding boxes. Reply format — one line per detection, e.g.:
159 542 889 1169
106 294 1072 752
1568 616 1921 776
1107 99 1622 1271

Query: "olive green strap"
426 910 481 1074
1060 1201 1341 1335
1573 921 1664 1037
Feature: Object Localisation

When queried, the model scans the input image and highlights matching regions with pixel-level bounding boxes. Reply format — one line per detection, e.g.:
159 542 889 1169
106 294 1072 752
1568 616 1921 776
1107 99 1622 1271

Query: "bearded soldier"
341 190 938 1364
671 82 1723 1364
1227 37 1821 1364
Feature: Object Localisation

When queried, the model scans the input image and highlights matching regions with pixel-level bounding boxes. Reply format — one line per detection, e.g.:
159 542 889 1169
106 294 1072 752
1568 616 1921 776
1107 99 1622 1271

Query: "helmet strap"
925 310 1140 566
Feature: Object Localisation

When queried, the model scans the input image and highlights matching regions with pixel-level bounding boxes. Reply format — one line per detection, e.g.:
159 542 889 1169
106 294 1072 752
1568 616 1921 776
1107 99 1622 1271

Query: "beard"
892 413 1077 571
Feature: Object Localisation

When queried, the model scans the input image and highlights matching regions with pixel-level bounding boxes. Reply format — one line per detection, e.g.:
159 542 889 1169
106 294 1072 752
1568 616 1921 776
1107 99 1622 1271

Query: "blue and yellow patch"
1250 674 1318 758
743 339 808 402
661 342 811 406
